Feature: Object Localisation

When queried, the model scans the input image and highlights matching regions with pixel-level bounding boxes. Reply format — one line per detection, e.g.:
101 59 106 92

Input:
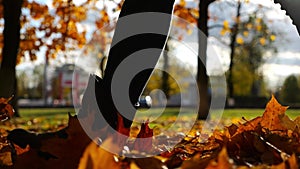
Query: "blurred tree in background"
211 0 277 99
17 64 43 99
280 75 300 105
0 0 120 115
0 0 293 117
143 40 191 101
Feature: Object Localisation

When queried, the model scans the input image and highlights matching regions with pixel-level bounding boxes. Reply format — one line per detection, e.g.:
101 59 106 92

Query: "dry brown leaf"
287 154 299 169
234 117 261 136
132 157 167 169
133 120 153 152
0 96 14 121
0 152 13 166
271 154 298 169
78 137 121 169
181 153 215 169
206 147 233 169
14 144 30 155
233 95 294 137
260 95 291 131
10 114 92 169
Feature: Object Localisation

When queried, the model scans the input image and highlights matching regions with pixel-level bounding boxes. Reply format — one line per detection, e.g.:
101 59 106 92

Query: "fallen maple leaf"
133 120 153 153
260 95 292 131
234 95 294 136
0 151 13 166
177 96 300 168
0 96 14 121
8 114 92 169
13 144 30 155
78 137 122 169
206 147 233 169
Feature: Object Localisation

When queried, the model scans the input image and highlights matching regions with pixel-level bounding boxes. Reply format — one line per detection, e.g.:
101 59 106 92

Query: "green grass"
18 107 300 120
15 107 300 131
5 107 298 133
19 108 76 117
12 108 77 132
222 108 300 120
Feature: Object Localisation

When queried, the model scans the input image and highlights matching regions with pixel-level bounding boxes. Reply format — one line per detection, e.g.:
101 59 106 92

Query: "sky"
16 0 300 91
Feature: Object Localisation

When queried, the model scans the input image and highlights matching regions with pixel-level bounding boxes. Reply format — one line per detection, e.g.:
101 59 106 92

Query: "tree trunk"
162 42 170 99
227 1 241 102
197 0 215 119
0 0 23 117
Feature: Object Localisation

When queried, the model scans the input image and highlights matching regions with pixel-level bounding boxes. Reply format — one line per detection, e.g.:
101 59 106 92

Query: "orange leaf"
179 0 186 6
233 95 294 136
0 96 14 121
260 95 291 131
78 137 121 169
206 147 232 169
14 144 30 156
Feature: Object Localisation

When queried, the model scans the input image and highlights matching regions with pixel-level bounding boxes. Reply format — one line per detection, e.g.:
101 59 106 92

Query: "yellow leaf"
236 37 244 45
256 18 262 24
220 29 227 36
270 34 276 41
243 31 249 37
179 0 186 6
190 8 199 18
78 137 121 169
130 162 141 169
187 29 193 35
246 23 252 29
259 37 266 45
256 25 262 31
223 20 229 29
206 147 232 169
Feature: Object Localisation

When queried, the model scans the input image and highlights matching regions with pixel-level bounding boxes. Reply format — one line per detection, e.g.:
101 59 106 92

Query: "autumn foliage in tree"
0 0 122 115
0 0 202 64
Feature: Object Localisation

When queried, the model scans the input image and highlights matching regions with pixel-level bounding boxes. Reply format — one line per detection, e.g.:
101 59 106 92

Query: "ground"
1 102 300 168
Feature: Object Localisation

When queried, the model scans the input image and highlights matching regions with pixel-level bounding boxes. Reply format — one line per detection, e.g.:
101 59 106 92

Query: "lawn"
18 107 300 122
19 107 76 117
13 107 300 133
5 108 77 132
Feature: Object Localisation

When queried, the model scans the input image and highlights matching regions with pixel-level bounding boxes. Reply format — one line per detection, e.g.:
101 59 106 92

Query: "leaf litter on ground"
77 95 300 169
1 95 300 169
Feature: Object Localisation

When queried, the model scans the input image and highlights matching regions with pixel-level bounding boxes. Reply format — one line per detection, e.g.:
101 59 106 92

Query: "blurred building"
51 64 88 106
